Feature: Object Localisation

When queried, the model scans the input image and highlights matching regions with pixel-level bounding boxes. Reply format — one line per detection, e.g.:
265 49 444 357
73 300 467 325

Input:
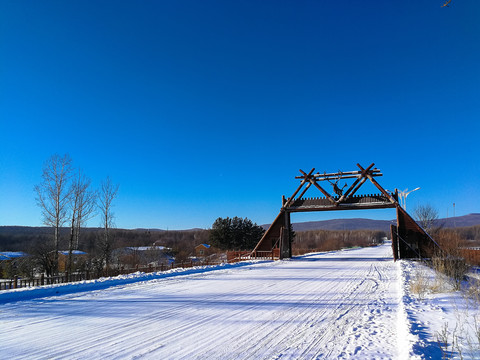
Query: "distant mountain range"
287 213 480 232
2 214 480 236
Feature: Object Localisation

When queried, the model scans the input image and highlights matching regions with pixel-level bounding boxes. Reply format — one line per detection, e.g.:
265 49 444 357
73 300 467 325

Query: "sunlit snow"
0 243 478 359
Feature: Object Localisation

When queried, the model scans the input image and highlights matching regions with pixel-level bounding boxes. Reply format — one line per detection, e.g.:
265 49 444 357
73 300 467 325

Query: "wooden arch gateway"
252 163 441 261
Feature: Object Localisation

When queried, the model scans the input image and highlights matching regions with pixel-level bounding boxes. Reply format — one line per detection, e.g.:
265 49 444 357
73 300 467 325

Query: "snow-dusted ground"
400 261 480 360
0 243 478 359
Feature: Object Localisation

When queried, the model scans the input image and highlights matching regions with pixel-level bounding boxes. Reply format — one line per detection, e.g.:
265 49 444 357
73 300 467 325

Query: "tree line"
292 229 387 254
0 227 211 279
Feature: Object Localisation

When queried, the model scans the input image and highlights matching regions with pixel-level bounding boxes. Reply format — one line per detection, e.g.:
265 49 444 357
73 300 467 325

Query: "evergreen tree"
209 216 264 250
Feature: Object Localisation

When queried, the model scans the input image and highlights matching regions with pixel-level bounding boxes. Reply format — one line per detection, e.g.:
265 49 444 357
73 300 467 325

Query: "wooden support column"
285 210 291 258
391 223 399 261
278 210 292 259
396 206 407 259
279 226 285 260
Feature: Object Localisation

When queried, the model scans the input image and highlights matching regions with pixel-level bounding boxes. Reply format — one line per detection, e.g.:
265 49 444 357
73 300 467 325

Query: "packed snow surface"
1 243 478 359
0 244 401 359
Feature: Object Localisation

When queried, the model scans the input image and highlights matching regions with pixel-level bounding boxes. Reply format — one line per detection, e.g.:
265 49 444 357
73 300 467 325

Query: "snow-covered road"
0 244 402 359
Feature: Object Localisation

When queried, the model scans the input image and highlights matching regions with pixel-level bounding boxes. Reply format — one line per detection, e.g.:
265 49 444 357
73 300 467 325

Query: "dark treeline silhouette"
0 227 209 254
0 226 211 278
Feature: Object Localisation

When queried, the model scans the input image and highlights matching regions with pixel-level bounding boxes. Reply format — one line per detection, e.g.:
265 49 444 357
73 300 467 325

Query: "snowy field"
0 243 479 359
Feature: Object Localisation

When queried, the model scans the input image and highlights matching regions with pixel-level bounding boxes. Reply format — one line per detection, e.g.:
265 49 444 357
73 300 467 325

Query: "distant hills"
288 213 480 232
0 226 199 237
1 214 480 236
290 218 394 232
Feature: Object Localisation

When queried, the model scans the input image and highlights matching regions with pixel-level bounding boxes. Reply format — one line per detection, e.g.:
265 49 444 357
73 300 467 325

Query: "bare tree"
34 154 73 274
67 170 96 274
98 177 119 275
75 176 97 249
414 204 439 234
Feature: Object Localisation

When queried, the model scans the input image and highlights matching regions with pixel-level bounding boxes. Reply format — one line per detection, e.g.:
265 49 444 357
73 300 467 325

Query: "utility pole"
453 202 456 228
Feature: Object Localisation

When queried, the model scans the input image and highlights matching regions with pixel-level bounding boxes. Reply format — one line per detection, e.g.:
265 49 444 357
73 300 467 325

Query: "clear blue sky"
1 0 479 230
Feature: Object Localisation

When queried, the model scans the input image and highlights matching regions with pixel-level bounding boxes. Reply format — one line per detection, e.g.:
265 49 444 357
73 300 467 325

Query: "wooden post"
391 224 399 261
14 275 18 289
396 206 406 259
281 210 291 258
279 227 284 260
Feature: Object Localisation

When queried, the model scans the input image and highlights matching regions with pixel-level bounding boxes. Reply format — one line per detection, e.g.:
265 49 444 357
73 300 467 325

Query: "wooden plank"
295 168 381 178
279 226 285 260
295 171 382 181
391 224 399 261
285 210 291 258
286 203 396 212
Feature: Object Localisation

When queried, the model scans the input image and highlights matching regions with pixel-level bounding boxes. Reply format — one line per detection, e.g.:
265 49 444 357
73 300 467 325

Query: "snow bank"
399 260 480 359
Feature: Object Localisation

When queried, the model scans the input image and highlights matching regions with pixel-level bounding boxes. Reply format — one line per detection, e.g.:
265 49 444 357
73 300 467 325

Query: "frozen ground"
0 243 478 359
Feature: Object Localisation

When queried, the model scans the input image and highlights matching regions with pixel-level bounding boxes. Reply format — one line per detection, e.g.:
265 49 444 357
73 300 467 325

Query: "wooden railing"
460 249 480 267
0 259 224 291
227 251 252 263
1 251 283 292
227 249 280 262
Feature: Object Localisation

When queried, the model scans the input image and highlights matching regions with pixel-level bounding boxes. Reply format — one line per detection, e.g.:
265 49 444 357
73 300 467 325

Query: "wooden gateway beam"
251 163 440 261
